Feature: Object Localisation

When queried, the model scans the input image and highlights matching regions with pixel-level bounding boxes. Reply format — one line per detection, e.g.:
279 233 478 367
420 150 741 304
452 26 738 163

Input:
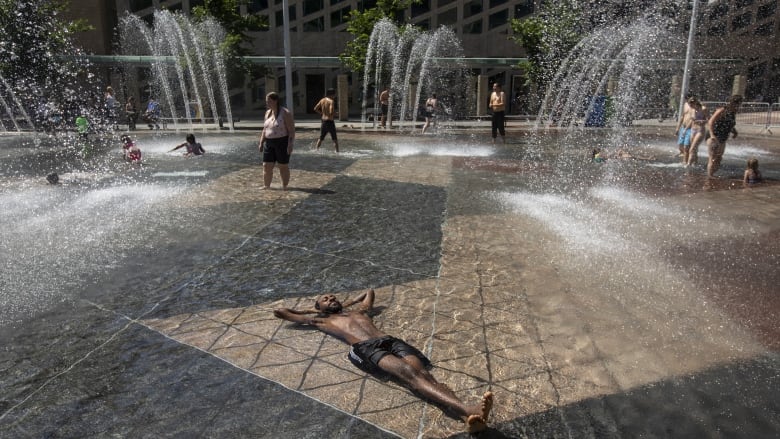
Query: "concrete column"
607 78 617 96
670 75 681 112
337 74 349 121
732 75 747 97
409 83 417 123
477 75 489 116
266 75 278 96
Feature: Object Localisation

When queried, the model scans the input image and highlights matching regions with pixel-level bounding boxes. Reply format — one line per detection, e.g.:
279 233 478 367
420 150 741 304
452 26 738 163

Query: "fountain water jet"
362 18 473 131
536 13 681 137
118 10 233 132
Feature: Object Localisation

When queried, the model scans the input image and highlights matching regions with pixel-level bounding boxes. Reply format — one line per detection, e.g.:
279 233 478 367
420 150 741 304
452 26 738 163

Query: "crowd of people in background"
27 79 766 190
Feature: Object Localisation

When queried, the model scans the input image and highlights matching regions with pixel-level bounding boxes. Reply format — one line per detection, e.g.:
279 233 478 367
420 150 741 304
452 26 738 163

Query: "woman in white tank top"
258 92 296 190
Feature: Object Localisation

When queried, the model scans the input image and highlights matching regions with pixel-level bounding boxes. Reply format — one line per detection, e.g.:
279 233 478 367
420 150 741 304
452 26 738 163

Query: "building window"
303 16 324 31
438 0 456 6
758 1 777 20
490 0 507 7
463 19 483 34
437 7 457 26
331 6 351 27
411 0 431 17
489 9 508 29
330 0 347 5
754 21 774 35
303 0 323 16
129 0 154 11
709 3 729 20
707 22 727 36
514 0 534 18
249 0 268 12
464 0 483 18
732 12 752 30
275 6 297 25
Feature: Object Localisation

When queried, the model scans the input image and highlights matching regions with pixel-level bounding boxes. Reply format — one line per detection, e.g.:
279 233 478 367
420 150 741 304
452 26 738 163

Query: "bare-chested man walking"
274 289 494 433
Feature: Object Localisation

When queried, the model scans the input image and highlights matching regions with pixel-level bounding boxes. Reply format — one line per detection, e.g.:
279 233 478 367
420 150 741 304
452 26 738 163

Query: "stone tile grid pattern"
142 147 777 438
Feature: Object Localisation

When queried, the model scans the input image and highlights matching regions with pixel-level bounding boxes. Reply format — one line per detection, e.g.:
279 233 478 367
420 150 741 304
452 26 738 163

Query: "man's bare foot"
465 391 493 433
466 415 487 433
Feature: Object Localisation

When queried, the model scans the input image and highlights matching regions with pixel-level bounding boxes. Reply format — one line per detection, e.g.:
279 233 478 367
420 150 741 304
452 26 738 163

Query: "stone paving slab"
2 128 778 438
139 143 778 438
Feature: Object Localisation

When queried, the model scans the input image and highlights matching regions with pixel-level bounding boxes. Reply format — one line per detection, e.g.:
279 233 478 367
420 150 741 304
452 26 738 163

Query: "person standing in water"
489 83 506 143
675 96 696 164
686 98 708 167
421 93 439 134
379 87 390 128
258 92 295 190
313 88 339 152
274 289 494 433
706 95 742 177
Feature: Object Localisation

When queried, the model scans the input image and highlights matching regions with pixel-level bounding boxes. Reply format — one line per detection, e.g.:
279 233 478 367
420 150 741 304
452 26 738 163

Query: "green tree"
511 0 681 90
191 0 267 80
339 0 418 74
0 0 94 122
510 0 584 90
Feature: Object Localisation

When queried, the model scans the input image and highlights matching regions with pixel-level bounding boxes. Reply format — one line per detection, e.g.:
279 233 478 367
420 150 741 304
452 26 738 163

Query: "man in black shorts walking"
274 289 494 433
313 88 339 152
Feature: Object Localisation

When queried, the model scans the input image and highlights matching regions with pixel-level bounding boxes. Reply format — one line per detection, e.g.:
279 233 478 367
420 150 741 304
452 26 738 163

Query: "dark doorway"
306 74 325 114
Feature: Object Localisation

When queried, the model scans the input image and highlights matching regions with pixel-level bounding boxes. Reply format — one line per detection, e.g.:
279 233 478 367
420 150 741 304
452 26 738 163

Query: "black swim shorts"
263 136 290 164
348 336 432 375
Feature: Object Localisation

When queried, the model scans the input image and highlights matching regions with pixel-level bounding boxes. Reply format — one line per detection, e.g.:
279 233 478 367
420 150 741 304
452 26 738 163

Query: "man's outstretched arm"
274 307 319 325
342 289 375 312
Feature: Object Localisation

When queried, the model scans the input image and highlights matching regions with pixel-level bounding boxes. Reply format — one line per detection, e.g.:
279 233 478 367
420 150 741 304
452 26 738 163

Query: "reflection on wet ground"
0 128 778 438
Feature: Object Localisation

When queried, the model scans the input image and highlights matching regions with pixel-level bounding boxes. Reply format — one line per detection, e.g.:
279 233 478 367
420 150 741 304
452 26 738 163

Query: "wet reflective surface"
1 126 778 438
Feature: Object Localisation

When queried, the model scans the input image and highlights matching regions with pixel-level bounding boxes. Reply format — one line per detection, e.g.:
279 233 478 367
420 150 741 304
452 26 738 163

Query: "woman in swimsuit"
706 95 742 177
258 92 295 190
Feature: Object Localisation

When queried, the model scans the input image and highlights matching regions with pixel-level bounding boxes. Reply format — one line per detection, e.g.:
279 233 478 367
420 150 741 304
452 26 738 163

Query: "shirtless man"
675 96 696 163
313 88 339 152
489 83 506 143
273 289 494 433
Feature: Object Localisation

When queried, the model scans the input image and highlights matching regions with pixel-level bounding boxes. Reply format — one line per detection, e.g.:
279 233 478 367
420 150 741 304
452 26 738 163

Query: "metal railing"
696 101 773 133
769 103 780 133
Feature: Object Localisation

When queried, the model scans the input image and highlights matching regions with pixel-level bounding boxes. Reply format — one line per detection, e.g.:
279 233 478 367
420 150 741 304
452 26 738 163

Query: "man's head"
315 294 343 314
326 88 336 98
493 83 502 91
728 95 743 109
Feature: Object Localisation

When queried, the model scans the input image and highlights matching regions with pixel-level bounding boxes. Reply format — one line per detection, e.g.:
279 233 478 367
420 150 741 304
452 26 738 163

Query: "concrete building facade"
69 0 780 118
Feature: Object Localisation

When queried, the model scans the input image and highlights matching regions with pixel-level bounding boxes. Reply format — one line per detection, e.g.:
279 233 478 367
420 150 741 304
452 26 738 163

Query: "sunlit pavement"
0 122 777 438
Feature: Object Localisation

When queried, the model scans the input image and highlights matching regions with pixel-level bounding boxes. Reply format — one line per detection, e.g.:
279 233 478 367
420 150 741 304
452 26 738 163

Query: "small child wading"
743 158 762 187
170 133 206 157
121 135 142 163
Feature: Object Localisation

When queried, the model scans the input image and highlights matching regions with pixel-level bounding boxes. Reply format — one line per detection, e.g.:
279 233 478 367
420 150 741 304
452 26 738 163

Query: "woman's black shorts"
263 136 290 164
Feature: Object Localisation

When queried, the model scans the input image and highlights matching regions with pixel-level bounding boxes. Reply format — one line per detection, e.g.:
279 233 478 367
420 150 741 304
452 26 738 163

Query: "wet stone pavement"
0 125 778 438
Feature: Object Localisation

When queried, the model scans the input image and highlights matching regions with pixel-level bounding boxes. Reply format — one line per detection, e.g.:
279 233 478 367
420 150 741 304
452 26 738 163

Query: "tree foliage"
510 0 682 89
0 0 95 115
0 0 88 84
510 0 585 89
191 0 267 79
339 0 418 74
